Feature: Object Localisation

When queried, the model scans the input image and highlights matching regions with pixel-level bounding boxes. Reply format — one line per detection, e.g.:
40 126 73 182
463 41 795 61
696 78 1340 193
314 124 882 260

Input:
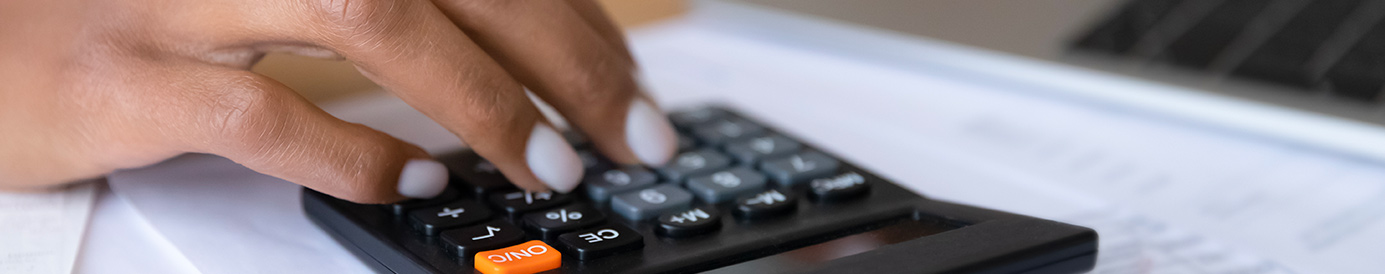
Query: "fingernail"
526 123 585 193
397 159 449 199
625 99 678 166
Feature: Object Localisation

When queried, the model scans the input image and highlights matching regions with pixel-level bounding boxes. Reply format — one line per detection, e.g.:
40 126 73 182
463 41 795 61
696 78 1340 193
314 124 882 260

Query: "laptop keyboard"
1073 0 1385 103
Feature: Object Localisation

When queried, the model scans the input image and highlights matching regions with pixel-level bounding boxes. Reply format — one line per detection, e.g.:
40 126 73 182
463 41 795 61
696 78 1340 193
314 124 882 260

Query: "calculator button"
409 200 492 235
669 108 728 129
583 167 658 202
691 118 766 145
446 152 516 196
677 134 697 151
557 224 644 261
758 151 840 186
609 184 693 220
724 134 801 164
474 240 562 274
563 131 590 147
656 207 721 238
389 186 461 215
441 220 526 256
734 189 797 219
657 149 732 182
808 172 871 202
685 167 767 203
522 204 607 240
488 190 570 219
575 148 613 172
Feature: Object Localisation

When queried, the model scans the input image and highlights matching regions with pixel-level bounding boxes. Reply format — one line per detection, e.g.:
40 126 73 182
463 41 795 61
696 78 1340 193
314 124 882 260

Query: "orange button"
474 240 561 274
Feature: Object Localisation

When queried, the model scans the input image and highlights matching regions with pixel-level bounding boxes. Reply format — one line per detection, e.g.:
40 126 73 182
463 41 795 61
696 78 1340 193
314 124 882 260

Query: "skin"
0 0 651 203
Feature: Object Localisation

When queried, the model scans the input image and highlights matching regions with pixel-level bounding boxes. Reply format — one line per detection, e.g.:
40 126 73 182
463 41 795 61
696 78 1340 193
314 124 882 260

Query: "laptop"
700 0 1385 163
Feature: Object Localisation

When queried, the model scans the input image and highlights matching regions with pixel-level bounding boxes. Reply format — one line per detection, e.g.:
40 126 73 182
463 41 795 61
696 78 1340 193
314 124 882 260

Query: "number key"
657 149 732 182
685 167 767 203
724 134 801 163
758 151 840 186
610 184 692 220
583 167 657 202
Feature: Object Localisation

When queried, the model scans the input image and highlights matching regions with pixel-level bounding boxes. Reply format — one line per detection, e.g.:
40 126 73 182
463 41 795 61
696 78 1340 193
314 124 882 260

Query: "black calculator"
302 106 1098 274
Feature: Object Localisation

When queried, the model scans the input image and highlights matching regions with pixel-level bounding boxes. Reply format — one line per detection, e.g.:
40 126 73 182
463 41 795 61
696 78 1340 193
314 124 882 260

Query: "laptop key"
1233 0 1363 88
1325 21 1385 101
1159 0 1274 69
1072 0 1191 55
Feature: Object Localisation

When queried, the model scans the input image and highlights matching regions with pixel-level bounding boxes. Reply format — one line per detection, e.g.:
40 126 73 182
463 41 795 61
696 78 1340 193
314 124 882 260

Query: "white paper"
0 182 97 274
75 186 201 274
107 155 372 274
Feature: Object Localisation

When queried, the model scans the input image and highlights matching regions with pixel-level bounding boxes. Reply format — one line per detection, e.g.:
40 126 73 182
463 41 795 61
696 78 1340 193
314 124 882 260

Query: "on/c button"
474 240 561 274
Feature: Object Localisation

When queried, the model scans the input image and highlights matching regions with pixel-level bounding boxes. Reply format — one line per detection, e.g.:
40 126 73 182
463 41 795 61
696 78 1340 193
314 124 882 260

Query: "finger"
164 66 448 204
312 0 584 192
564 0 633 61
434 0 679 166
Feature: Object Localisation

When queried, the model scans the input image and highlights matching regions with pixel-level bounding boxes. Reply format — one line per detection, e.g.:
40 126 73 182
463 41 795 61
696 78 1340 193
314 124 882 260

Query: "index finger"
307 0 585 193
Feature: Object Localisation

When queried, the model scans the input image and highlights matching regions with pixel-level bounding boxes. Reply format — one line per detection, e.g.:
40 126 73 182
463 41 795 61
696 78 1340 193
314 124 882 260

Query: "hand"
0 0 679 203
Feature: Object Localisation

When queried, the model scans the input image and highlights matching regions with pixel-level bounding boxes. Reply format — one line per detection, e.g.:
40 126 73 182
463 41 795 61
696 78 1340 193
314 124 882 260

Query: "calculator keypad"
382 107 876 271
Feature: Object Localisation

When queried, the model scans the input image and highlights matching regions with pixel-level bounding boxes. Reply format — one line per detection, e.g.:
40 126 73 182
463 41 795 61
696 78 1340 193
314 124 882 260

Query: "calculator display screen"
705 219 956 273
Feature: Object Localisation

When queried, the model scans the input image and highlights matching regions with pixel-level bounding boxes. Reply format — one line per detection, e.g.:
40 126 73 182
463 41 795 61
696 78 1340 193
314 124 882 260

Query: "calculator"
302 106 1098 274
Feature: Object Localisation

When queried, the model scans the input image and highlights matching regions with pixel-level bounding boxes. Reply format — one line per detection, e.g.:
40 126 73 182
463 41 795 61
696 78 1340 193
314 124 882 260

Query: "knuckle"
563 67 637 117
324 132 405 204
201 76 288 155
316 0 412 41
